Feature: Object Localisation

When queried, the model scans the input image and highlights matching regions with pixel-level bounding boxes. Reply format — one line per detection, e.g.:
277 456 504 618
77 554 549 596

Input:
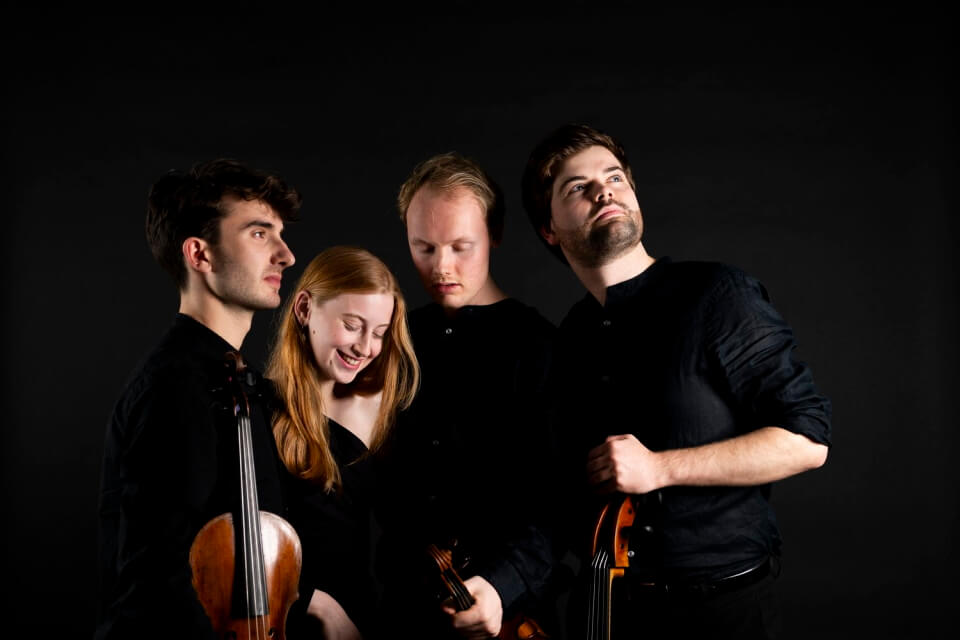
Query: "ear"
293 290 312 327
182 237 214 274
540 219 560 246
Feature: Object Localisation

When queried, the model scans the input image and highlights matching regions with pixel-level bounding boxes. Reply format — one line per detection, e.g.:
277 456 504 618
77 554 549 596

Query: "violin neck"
446 570 476 611
234 411 269 618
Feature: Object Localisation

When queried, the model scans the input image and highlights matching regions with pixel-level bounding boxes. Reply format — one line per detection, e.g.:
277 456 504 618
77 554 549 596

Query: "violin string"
455 573 473 610
243 412 266 638
247 412 273 640
245 413 267 617
236 408 253 637
587 549 609 640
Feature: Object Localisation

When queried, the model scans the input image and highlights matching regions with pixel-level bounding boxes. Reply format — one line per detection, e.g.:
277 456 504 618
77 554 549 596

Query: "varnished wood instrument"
189 351 302 639
426 543 550 639
586 495 636 640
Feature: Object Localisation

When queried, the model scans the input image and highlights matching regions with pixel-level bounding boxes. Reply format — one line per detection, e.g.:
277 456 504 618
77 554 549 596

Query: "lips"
432 282 461 295
594 206 625 222
264 274 282 289
336 350 362 369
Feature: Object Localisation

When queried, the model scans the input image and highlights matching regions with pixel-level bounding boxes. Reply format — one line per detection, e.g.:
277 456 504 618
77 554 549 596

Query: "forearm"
657 426 828 488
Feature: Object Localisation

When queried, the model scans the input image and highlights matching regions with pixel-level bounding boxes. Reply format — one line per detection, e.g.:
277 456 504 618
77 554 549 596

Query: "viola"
189 351 302 639
586 494 636 640
426 543 550 639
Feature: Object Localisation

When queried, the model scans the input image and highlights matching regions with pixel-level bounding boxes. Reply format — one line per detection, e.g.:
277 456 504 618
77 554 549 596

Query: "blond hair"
396 152 505 243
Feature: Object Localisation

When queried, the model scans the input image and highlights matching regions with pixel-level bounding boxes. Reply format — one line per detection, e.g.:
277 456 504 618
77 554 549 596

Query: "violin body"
190 512 302 639
586 495 636 640
500 613 550 639
189 351 302 639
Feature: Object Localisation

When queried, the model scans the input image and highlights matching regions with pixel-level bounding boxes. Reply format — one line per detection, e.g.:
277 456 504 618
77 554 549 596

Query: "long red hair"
266 246 419 491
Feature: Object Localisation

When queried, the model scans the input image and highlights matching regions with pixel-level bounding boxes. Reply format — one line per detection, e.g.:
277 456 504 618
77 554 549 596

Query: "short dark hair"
396 152 505 244
145 158 302 288
521 124 635 263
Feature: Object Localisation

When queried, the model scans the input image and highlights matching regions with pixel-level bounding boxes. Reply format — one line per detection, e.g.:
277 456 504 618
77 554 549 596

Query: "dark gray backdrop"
3 9 954 638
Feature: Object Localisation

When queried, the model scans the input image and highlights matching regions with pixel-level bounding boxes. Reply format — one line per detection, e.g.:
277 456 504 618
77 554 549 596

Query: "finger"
590 476 617 495
587 466 612 487
584 455 610 474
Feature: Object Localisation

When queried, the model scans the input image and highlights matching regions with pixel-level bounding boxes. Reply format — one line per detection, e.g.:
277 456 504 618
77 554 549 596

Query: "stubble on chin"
559 214 643 268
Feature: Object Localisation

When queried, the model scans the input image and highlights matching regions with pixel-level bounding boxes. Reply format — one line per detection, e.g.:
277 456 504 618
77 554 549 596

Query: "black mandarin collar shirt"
552 258 831 581
376 298 558 612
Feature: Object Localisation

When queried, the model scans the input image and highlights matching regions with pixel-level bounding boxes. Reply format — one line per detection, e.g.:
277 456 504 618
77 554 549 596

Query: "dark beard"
559 210 642 268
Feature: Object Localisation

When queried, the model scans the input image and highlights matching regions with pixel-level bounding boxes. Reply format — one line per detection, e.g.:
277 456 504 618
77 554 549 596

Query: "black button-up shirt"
552 258 832 581
96 314 289 639
376 299 558 614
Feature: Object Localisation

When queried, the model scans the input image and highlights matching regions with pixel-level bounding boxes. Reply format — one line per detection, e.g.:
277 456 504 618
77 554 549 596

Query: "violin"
189 351 302 639
426 543 550 639
586 494 636 640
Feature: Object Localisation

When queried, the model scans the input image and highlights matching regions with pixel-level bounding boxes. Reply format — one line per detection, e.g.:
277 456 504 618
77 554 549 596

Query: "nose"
352 332 372 357
592 180 613 202
274 237 295 268
434 247 454 276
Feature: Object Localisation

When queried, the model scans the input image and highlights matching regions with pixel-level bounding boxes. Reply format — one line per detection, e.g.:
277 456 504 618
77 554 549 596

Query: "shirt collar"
171 312 242 363
604 256 673 308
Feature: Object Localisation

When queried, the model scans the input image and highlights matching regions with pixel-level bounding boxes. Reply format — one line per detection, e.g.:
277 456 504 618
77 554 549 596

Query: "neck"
567 242 655 306
318 377 336 406
178 291 253 350
443 276 507 317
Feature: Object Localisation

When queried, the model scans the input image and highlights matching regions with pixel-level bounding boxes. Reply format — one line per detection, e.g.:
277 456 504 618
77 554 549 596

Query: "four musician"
97 128 832 640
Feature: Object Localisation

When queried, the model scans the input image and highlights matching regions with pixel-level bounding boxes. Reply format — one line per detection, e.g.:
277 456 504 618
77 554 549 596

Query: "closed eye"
413 243 435 254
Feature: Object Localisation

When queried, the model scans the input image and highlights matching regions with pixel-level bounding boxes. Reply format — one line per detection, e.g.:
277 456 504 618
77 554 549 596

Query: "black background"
2 8 954 638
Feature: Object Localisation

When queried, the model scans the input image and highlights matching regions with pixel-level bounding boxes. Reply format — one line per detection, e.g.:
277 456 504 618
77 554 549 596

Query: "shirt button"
600 375 611 384
444 327 453 335
432 439 440 447
602 319 612 328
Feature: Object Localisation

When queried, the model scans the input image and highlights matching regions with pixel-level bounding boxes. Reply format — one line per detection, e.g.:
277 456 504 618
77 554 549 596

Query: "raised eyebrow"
557 174 587 192
557 165 625 191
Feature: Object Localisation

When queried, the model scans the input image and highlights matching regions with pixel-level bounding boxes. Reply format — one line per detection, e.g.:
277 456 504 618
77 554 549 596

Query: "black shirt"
96 314 289 639
552 258 832 581
376 299 558 616
285 418 378 638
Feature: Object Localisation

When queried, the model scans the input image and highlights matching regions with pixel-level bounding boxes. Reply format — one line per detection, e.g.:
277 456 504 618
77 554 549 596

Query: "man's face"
544 145 643 267
208 198 295 311
405 185 494 311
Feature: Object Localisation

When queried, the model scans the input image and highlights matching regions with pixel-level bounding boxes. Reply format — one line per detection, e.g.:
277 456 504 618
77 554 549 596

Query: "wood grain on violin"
189 352 302 639
426 543 550 640
586 495 636 640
